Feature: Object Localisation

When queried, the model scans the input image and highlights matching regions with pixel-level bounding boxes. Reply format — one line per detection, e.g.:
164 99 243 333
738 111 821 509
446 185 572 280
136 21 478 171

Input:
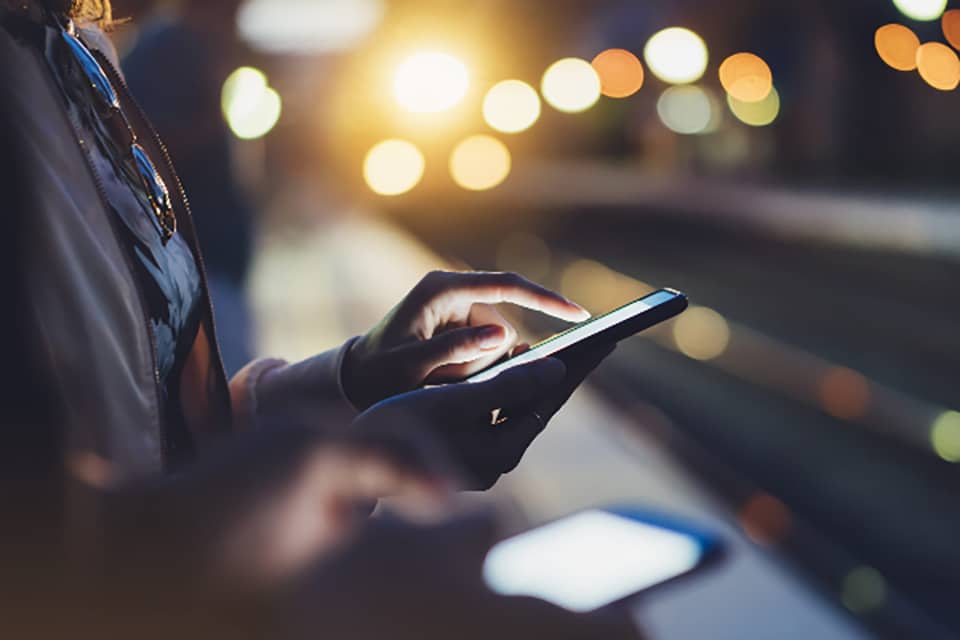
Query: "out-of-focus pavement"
249 210 873 640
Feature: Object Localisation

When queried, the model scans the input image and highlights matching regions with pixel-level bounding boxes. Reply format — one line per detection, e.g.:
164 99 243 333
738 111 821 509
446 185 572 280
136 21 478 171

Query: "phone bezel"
468 288 689 383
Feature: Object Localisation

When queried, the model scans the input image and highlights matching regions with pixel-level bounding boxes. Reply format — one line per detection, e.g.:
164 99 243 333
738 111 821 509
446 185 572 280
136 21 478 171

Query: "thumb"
399 324 508 379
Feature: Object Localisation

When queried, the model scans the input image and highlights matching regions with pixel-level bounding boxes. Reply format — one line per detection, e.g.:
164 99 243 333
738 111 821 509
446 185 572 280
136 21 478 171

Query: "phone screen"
467 289 683 383
483 510 712 612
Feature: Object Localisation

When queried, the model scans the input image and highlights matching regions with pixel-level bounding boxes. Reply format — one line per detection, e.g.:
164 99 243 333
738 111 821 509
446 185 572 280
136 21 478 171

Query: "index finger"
429 272 590 322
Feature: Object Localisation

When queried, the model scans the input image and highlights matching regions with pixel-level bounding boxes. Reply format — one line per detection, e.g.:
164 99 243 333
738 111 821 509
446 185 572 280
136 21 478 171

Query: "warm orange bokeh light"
718 52 772 102
818 367 871 420
916 42 960 90
739 493 792 545
874 24 920 71
943 10 960 51
591 48 645 98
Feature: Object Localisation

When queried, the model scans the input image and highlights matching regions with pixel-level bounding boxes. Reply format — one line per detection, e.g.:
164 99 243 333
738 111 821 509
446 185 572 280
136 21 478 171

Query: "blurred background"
114 1 960 637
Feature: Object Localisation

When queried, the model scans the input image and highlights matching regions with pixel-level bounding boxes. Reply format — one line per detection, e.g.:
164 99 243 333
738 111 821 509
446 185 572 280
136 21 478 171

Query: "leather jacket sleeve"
229 338 361 433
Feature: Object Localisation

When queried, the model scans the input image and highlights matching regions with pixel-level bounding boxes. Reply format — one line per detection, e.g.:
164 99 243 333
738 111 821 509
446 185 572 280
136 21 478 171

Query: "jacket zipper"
29 39 169 460
94 50 234 435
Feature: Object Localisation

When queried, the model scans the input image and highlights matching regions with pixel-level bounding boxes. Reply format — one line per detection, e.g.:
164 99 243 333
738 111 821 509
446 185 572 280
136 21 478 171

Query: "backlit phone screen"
468 289 680 383
483 510 706 612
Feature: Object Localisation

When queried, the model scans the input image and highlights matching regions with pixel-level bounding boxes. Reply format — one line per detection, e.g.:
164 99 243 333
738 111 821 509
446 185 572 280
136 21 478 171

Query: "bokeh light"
818 367 871 420
560 259 653 313
842 567 888 614
394 52 470 114
892 0 947 22
541 58 602 113
728 87 781 127
238 0 385 55
657 85 714 135
719 52 773 102
450 135 512 191
874 24 921 71
644 27 709 85
944 9 960 50
930 411 960 462
483 80 542 134
672 306 731 361
221 67 282 140
496 233 552 283
916 41 960 90
363 139 426 196
739 493 792 545
591 48 645 98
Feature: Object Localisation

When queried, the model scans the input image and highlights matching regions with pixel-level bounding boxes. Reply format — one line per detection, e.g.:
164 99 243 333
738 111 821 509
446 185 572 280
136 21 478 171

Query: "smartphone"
483 508 723 613
467 288 688 383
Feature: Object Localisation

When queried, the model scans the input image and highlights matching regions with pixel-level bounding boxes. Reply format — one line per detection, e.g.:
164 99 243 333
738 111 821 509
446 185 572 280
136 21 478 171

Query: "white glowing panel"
468 290 677 383
238 0 385 54
484 510 703 612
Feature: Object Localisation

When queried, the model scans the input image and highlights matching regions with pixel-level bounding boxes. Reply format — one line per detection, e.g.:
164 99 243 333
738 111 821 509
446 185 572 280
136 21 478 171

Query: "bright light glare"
483 80 542 134
592 48 645 98
931 411 960 462
657 85 714 135
450 135 512 191
719 53 773 102
363 139 426 196
222 68 282 140
644 27 709 84
916 41 960 90
238 0 385 54
672 306 731 360
484 510 702 613
892 0 947 22
728 87 781 127
874 24 921 71
944 10 960 50
394 52 470 114
541 58 602 113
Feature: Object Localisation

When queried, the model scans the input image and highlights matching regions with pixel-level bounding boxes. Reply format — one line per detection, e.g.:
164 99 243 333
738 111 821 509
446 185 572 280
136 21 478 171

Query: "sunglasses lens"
61 31 120 111
132 143 176 238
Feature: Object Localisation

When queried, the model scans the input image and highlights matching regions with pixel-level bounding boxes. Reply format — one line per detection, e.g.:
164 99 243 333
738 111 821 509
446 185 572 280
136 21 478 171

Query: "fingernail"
478 326 504 349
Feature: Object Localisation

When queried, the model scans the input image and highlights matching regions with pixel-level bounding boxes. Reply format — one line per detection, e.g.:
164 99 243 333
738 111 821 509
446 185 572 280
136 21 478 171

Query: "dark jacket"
1 12 233 477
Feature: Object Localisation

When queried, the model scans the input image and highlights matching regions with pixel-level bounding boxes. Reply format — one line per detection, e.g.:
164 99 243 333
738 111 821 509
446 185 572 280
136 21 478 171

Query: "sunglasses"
60 23 177 243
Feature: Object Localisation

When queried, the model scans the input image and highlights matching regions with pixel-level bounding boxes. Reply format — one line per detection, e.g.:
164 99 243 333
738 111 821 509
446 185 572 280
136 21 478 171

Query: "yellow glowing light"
728 86 780 127
719 53 773 102
842 567 887 614
450 135 512 191
363 139 426 196
644 27 709 85
222 67 283 140
893 0 947 22
931 411 960 462
657 85 714 135
875 24 921 71
591 48 645 98
394 52 469 114
672 306 731 361
483 80 542 134
541 58 602 113
221 66 282 140
944 10 960 50
916 41 960 90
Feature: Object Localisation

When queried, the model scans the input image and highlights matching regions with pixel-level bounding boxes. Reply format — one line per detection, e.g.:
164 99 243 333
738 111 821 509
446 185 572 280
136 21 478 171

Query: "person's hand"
114 426 454 592
281 509 643 640
342 271 590 410
353 342 615 490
